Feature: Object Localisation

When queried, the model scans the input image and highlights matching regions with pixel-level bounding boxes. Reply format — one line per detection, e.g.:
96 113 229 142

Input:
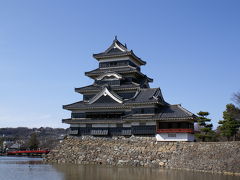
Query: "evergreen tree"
219 104 240 141
195 111 214 142
0 137 3 152
28 133 39 150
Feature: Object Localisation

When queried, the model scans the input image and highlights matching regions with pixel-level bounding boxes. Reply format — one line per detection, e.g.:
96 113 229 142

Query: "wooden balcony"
156 128 194 133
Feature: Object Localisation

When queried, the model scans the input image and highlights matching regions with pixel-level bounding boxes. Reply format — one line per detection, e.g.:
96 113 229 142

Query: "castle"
63 37 196 141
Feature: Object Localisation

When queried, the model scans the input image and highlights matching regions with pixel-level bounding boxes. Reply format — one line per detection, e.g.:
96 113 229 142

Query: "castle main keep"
63 38 196 141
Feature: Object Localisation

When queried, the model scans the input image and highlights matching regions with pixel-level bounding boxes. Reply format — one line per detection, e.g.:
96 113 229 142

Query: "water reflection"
0 157 63 180
53 163 239 180
0 157 239 180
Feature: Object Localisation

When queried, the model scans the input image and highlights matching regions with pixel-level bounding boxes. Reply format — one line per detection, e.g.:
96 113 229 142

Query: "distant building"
8 143 21 151
3 140 15 151
63 38 196 141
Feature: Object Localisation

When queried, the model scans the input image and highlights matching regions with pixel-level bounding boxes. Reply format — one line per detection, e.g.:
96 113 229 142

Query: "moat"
0 156 239 180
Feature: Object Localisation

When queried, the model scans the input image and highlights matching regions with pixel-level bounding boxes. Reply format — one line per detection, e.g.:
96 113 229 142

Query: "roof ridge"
152 88 160 99
174 104 194 116
76 85 95 89
63 101 83 108
139 87 158 91
130 88 141 100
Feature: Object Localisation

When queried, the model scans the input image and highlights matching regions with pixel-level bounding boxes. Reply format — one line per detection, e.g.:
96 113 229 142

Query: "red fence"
156 128 194 133
7 150 50 155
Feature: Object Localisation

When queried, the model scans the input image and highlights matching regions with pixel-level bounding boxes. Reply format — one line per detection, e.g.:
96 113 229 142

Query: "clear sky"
0 0 239 128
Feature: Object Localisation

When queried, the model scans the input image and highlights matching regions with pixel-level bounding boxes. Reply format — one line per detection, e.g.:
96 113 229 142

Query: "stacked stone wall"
45 136 240 175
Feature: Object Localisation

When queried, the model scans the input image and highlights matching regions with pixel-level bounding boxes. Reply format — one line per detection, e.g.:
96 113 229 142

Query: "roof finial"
124 43 127 48
114 35 117 40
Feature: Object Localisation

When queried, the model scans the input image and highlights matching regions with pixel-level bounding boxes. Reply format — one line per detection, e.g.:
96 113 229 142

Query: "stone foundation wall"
44 136 240 175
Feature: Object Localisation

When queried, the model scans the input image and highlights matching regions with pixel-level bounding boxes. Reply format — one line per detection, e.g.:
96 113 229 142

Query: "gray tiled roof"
124 105 195 121
75 85 102 92
85 66 140 76
93 51 146 65
93 39 146 65
64 88 166 110
126 88 163 104
105 38 128 53
75 84 140 93
63 118 124 124
63 100 126 109
157 105 195 119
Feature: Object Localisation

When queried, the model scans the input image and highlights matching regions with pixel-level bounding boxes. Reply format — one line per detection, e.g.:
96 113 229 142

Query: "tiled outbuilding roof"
157 104 195 119
124 105 196 121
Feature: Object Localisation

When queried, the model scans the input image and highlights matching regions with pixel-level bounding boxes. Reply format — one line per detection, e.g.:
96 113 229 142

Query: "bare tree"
233 91 240 107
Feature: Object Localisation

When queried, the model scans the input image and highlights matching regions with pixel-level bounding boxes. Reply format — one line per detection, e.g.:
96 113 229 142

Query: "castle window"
86 124 92 128
117 124 123 128
139 122 146 126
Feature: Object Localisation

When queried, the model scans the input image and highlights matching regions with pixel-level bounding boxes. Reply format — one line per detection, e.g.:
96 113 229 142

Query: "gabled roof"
95 72 123 80
93 38 146 65
125 88 166 105
88 87 123 104
104 37 128 53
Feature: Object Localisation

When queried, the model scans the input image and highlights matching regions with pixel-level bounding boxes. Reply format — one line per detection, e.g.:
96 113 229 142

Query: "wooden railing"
156 128 194 133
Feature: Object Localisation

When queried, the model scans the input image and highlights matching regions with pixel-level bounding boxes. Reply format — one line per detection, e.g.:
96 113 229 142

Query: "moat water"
0 156 239 180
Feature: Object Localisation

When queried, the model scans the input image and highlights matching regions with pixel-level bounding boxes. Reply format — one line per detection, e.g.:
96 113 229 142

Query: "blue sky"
0 0 239 128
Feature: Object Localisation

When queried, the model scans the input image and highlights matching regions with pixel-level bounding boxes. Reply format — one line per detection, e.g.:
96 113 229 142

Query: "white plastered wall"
156 133 195 142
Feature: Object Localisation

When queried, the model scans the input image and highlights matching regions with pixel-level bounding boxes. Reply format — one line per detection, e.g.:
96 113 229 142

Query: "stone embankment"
44 136 240 175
